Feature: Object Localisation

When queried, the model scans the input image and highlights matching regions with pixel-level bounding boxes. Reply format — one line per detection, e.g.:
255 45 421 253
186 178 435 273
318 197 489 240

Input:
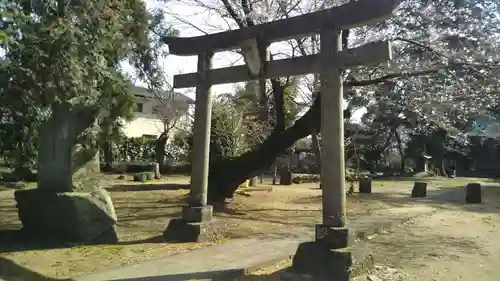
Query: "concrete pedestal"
163 205 227 242
292 241 374 281
315 225 355 249
293 225 373 280
181 205 213 222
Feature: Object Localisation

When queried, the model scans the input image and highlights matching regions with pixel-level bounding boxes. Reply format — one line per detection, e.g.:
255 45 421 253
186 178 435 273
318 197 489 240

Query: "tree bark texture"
311 130 321 173
394 129 406 173
156 131 168 173
38 105 98 193
102 141 114 171
208 96 323 202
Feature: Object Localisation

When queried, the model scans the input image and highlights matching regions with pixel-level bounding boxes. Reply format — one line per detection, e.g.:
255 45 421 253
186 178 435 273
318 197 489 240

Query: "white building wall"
122 117 165 138
122 96 192 140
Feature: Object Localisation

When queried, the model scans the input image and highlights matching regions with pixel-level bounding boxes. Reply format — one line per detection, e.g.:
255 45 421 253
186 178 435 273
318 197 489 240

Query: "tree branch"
345 67 447 87
241 0 255 26
220 0 245 28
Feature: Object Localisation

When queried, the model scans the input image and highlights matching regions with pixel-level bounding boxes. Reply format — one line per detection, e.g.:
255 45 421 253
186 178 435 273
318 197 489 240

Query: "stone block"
315 225 355 249
181 204 213 222
411 182 427 198
279 170 293 185
465 183 482 203
292 241 374 281
163 218 227 243
359 177 372 194
14 188 118 245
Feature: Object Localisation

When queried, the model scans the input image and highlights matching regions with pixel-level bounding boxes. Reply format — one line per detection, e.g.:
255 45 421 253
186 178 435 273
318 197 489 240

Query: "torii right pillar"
292 26 396 281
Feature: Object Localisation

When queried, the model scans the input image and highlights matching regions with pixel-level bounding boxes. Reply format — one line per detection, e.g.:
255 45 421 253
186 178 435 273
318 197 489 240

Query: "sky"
130 0 250 99
128 0 365 121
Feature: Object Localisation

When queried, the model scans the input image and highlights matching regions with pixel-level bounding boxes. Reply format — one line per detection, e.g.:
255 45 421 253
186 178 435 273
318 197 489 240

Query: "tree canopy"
0 0 177 187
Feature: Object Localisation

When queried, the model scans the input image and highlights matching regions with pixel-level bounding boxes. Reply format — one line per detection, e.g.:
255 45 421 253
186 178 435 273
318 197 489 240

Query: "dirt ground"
234 180 500 281
0 174 493 279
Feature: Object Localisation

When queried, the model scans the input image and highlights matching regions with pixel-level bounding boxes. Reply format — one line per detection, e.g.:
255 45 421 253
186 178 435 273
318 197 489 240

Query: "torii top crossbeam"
162 0 401 56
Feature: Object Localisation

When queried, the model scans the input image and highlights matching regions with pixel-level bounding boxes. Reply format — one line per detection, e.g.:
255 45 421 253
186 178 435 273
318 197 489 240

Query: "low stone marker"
249 177 257 186
465 183 482 203
411 182 427 198
279 170 293 185
359 177 372 194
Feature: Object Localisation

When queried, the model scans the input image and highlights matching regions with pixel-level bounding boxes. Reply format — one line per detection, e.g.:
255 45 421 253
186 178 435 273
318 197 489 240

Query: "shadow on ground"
70 267 299 281
91 269 244 281
0 230 171 254
117 235 167 245
73 268 290 281
0 230 89 254
106 183 189 192
0 256 64 281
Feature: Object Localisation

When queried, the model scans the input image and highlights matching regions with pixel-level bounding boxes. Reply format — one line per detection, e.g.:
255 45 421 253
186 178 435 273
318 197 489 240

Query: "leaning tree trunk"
394 129 406 173
431 129 447 176
102 140 114 171
37 105 97 193
311 130 321 173
207 96 322 203
155 131 168 173
310 87 321 174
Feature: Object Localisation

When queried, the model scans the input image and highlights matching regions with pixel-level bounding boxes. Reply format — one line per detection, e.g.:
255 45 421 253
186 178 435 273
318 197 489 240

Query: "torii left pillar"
163 51 226 242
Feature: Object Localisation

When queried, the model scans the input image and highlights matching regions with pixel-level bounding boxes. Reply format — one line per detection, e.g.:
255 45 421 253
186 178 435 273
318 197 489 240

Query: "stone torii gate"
163 0 401 276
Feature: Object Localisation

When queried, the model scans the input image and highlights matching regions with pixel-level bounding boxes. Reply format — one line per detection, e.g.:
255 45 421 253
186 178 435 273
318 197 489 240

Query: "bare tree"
152 93 190 172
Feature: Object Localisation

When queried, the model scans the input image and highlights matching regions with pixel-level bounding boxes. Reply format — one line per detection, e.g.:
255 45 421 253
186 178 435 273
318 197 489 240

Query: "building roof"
132 86 194 104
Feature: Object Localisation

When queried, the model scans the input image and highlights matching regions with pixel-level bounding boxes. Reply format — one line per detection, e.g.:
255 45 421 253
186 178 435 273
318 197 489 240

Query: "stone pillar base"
163 218 227 243
292 241 374 281
14 188 118 245
315 225 355 249
164 204 227 242
182 205 213 222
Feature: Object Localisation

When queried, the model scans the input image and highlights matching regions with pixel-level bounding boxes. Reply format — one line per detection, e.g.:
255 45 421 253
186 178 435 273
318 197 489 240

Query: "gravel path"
357 186 500 281
238 184 500 281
